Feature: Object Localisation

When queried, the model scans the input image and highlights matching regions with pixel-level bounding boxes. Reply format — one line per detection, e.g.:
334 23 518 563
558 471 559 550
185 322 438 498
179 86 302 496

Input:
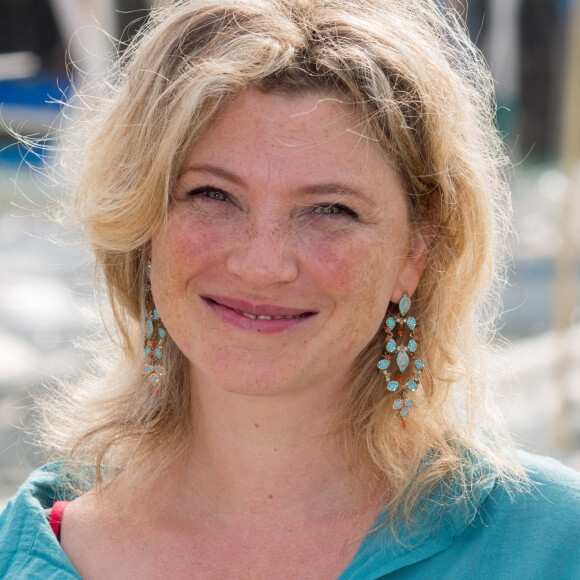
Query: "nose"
225 221 300 288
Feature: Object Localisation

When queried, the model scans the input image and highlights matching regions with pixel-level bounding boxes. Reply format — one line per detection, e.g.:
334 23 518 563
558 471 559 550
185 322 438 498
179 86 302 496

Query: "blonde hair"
43 0 524 526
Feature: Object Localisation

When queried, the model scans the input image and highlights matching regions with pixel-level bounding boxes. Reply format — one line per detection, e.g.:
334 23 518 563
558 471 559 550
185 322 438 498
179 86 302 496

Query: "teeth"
241 312 258 319
236 310 299 320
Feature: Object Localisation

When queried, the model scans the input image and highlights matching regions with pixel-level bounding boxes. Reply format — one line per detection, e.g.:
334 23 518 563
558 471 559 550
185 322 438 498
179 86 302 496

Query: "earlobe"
390 229 428 303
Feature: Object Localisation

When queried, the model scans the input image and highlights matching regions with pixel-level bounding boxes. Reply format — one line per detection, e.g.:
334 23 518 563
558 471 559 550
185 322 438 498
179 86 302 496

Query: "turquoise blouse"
1 452 579 579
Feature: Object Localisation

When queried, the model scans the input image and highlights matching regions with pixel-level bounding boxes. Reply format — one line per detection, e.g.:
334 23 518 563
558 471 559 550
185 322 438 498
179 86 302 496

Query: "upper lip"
202 295 315 318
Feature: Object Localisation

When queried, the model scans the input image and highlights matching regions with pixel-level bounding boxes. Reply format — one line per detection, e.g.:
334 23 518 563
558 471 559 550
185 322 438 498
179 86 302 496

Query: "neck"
163 371 379 528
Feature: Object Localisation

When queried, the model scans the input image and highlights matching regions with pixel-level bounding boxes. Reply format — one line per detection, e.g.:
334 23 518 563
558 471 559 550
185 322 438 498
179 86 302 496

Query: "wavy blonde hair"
43 0 524 525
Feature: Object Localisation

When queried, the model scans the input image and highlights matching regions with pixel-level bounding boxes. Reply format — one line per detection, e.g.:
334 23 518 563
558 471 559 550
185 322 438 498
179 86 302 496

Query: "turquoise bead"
386 317 396 331
408 338 417 352
387 381 399 392
386 339 397 353
406 380 418 392
399 295 411 316
414 358 424 370
407 317 416 330
377 359 389 370
396 351 409 372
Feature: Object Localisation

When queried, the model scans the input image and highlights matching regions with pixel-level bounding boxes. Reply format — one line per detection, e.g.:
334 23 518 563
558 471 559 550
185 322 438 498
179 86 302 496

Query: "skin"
60 90 426 579
154 90 423 401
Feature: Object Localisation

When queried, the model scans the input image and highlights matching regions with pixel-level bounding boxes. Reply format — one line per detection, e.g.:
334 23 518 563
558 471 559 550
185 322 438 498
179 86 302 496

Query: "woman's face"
152 90 425 399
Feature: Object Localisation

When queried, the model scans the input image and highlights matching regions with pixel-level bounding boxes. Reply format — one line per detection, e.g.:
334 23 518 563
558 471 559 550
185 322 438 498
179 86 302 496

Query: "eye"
312 203 356 217
186 186 230 202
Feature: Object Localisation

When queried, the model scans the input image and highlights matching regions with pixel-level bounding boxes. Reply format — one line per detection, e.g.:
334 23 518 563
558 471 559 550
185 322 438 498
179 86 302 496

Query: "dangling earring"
143 260 166 393
377 293 424 428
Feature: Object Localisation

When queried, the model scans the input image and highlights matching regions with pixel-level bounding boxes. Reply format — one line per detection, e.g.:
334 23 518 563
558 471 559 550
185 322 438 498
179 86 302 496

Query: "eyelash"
312 204 356 217
186 186 230 201
185 187 357 219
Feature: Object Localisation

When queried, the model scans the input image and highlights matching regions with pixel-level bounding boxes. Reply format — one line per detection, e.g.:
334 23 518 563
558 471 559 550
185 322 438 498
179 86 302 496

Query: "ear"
390 227 427 303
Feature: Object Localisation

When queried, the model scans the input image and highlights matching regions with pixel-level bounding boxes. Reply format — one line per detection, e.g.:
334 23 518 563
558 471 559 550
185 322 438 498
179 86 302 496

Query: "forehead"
180 89 400 193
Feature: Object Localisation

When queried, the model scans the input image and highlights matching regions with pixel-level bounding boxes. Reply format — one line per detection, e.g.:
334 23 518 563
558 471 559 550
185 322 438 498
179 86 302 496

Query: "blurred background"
0 0 579 507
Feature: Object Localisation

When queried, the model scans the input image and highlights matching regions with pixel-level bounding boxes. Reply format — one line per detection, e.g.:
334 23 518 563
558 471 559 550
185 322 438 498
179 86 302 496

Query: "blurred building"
454 0 572 162
0 0 152 166
0 0 574 164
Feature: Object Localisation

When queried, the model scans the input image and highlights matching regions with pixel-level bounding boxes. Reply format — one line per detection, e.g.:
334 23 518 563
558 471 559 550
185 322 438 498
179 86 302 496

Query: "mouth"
202 295 316 329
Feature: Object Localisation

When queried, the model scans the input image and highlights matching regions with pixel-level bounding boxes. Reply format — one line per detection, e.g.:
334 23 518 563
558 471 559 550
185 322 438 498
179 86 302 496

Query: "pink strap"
48 500 71 540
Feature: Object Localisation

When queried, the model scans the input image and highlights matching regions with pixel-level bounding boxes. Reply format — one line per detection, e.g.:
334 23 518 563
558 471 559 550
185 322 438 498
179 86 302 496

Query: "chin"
188 359 336 401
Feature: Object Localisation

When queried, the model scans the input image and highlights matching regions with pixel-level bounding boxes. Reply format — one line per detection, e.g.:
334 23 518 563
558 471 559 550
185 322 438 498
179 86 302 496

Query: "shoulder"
0 463 82 579
438 451 580 579
488 451 580 521
521 450 580 490
406 451 578 579
340 450 580 580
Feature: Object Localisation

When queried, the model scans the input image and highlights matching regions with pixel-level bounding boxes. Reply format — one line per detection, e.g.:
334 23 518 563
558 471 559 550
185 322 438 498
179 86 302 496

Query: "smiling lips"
203 296 315 332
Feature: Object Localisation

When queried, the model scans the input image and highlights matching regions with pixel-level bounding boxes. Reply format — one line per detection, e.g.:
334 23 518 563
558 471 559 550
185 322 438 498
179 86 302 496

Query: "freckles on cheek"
311 237 396 300
161 215 227 273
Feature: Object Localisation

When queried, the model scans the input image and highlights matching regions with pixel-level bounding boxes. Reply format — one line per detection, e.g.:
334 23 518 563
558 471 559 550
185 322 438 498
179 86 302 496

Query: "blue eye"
312 204 355 216
187 187 229 201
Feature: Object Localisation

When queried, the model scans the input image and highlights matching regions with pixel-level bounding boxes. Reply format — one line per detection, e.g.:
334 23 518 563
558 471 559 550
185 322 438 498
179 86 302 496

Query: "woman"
1 0 579 578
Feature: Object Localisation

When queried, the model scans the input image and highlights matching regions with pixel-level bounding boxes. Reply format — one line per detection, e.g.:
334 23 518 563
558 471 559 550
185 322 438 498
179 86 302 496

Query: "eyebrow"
297 183 376 206
180 163 377 206
180 164 247 187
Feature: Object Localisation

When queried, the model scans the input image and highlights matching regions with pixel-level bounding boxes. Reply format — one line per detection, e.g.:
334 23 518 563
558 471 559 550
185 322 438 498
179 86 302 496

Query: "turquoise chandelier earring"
377 293 424 428
143 260 166 393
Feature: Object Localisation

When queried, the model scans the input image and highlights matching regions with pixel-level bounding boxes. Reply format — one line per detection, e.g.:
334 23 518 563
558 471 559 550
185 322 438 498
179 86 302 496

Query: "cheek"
306 233 403 308
153 210 226 277
149 213 220 331
302 232 406 357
